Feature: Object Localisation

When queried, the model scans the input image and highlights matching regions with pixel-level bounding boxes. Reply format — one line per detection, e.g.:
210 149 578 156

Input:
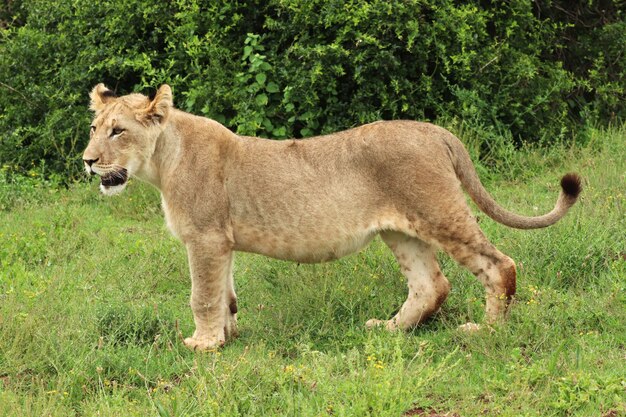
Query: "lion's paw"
183 335 225 351
365 318 384 329
365 318 399 331
457 322 481 333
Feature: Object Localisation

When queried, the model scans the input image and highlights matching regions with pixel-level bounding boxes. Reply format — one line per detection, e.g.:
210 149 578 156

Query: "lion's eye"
111 127 125 137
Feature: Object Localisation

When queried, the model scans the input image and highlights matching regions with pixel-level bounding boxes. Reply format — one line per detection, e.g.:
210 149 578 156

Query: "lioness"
83 84 581 350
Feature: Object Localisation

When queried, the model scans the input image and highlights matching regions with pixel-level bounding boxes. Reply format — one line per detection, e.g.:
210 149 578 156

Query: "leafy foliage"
0 0 623 179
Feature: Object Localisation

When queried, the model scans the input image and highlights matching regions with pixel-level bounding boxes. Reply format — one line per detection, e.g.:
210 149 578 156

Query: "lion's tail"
444 134 581 229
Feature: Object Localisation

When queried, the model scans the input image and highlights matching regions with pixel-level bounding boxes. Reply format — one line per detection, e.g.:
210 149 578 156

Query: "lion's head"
83 84 172 195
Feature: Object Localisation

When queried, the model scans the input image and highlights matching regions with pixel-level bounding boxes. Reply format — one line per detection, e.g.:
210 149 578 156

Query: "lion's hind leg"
366 232 450 331
429 215 517 329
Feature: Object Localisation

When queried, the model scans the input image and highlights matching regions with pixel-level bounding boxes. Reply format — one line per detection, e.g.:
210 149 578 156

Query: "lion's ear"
141 84 173 125
89 83 116 112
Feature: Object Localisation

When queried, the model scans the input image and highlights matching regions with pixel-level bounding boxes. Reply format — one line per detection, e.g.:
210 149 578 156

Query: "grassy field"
0 126 624 417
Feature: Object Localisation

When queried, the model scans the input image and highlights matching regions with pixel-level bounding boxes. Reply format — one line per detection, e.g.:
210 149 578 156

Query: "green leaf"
155 401 171 417
255 94 268 106
266 82 280 93
262 118 274 131
255 73 267 85
243 46 253 60
273 126 287 137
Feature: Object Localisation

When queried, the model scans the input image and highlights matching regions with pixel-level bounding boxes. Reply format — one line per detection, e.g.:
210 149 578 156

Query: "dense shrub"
0 0 623 179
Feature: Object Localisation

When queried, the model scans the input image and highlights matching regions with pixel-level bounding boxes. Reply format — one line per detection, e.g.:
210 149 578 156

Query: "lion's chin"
100 182 127 196
99 168 129 196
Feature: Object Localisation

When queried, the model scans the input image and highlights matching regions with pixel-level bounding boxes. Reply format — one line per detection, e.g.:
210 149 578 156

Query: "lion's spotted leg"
454 247 516 325
366 232 450 331
485 257 516 323
183 234 232 351
437 225 517 326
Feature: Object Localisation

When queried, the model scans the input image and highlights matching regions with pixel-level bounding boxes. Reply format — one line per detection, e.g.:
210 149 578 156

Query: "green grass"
1 126 624 417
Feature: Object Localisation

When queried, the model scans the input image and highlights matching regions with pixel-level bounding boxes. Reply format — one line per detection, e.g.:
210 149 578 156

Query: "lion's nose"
83 158 99 167
84 158 99 175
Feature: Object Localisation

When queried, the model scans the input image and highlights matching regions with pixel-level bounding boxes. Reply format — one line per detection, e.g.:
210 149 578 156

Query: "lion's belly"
232 222 378 263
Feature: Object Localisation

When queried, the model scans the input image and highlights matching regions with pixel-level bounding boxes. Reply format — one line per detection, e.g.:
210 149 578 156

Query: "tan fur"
83 84 581 349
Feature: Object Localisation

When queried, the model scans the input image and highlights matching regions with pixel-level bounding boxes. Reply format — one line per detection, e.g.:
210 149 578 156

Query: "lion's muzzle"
100 169 128 187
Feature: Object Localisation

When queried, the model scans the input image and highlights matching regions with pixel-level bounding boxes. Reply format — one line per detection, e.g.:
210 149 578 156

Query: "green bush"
0 0 623 180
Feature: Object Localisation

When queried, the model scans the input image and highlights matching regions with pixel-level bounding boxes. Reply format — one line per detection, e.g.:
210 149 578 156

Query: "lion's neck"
135 124 181 190
135 110 239 192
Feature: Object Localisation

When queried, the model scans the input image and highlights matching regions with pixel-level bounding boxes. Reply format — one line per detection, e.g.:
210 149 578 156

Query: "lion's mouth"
100 169 128 187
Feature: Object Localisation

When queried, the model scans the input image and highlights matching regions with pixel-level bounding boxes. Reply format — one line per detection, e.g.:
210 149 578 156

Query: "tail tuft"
560 173 582 199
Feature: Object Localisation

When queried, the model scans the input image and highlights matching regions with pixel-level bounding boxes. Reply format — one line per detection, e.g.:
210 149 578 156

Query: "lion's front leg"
183 234 233 351
223 256 239 342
